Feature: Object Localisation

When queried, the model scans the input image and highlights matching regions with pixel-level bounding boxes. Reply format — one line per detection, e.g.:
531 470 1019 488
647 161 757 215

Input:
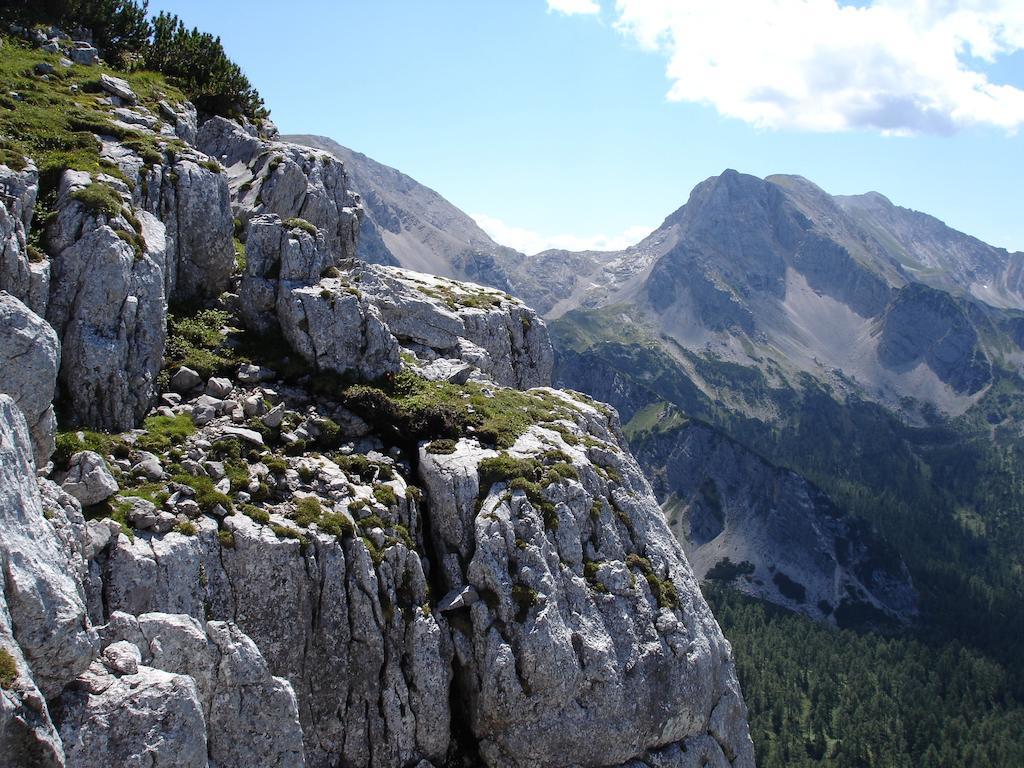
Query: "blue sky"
150 1 1023 254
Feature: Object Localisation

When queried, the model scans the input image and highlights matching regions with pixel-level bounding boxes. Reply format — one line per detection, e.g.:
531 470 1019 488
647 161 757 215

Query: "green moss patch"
342 370 578 450
284 217 318 236
625 553 678 609
0 648 17 689
171 473 232 513
134 414 194 453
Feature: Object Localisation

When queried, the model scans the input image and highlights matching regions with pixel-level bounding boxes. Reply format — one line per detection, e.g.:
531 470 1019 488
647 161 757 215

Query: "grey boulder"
56 660 208 768
97 73 136 103
60 451 119 506
354 264 553 389
277 279 401 380
97 611 306 768
68 44 98 65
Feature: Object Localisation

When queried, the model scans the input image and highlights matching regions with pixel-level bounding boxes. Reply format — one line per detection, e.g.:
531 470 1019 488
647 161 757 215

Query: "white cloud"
605 0 1024 134
471 213 651 254
547 0 602 16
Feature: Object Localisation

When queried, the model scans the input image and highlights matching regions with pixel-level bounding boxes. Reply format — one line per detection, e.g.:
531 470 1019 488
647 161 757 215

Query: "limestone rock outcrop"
0 160 48 316
0 396 97 699
0 292 60 466
198 116 361 260
278 280 402 380
239 213 346 334
94 505 450 768
56 658 209 768
99 133 234 303
354 265 553 389
418 395 754 768
45 171 167 431
0 606 65 768
238 217 550 387
75 611 306 768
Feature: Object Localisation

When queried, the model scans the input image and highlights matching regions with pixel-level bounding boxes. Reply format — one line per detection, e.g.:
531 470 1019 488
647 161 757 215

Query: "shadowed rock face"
553 347 918 627
631 418 917 627
877 283 991 395
836 190 1024 310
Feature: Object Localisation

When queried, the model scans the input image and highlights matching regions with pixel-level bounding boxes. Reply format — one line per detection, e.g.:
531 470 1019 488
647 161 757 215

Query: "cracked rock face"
240 213 338 331
0 396 97 700
198 116 361 261
86 611 306 768
56 659 209 768
45 171 168 432
99 135 235 304
353 265 554 389
278 279 402 380
0 292 59 466
238 214 403 379
0 616 65 768
418 394 755 768
94 513 451 768
0 160 48 316
271 260 554 390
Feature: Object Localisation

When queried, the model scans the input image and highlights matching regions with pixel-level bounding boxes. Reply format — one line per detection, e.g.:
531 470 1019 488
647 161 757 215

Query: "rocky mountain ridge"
285 134 522 291
542 170 1024 419
0 29 754 768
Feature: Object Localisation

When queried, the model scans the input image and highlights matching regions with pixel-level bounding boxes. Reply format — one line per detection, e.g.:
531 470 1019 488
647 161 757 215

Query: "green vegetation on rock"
134 414 194 453
343 370 578 450
284 217 318 236
2 2 266 120
0 648 17 689
170 472 232 513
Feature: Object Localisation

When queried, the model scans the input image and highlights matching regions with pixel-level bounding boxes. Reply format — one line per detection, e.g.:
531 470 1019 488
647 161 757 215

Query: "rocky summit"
0 21 753 768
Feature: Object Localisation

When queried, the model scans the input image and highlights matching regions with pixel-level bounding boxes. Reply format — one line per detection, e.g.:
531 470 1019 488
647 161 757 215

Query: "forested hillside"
707 587 1024 767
